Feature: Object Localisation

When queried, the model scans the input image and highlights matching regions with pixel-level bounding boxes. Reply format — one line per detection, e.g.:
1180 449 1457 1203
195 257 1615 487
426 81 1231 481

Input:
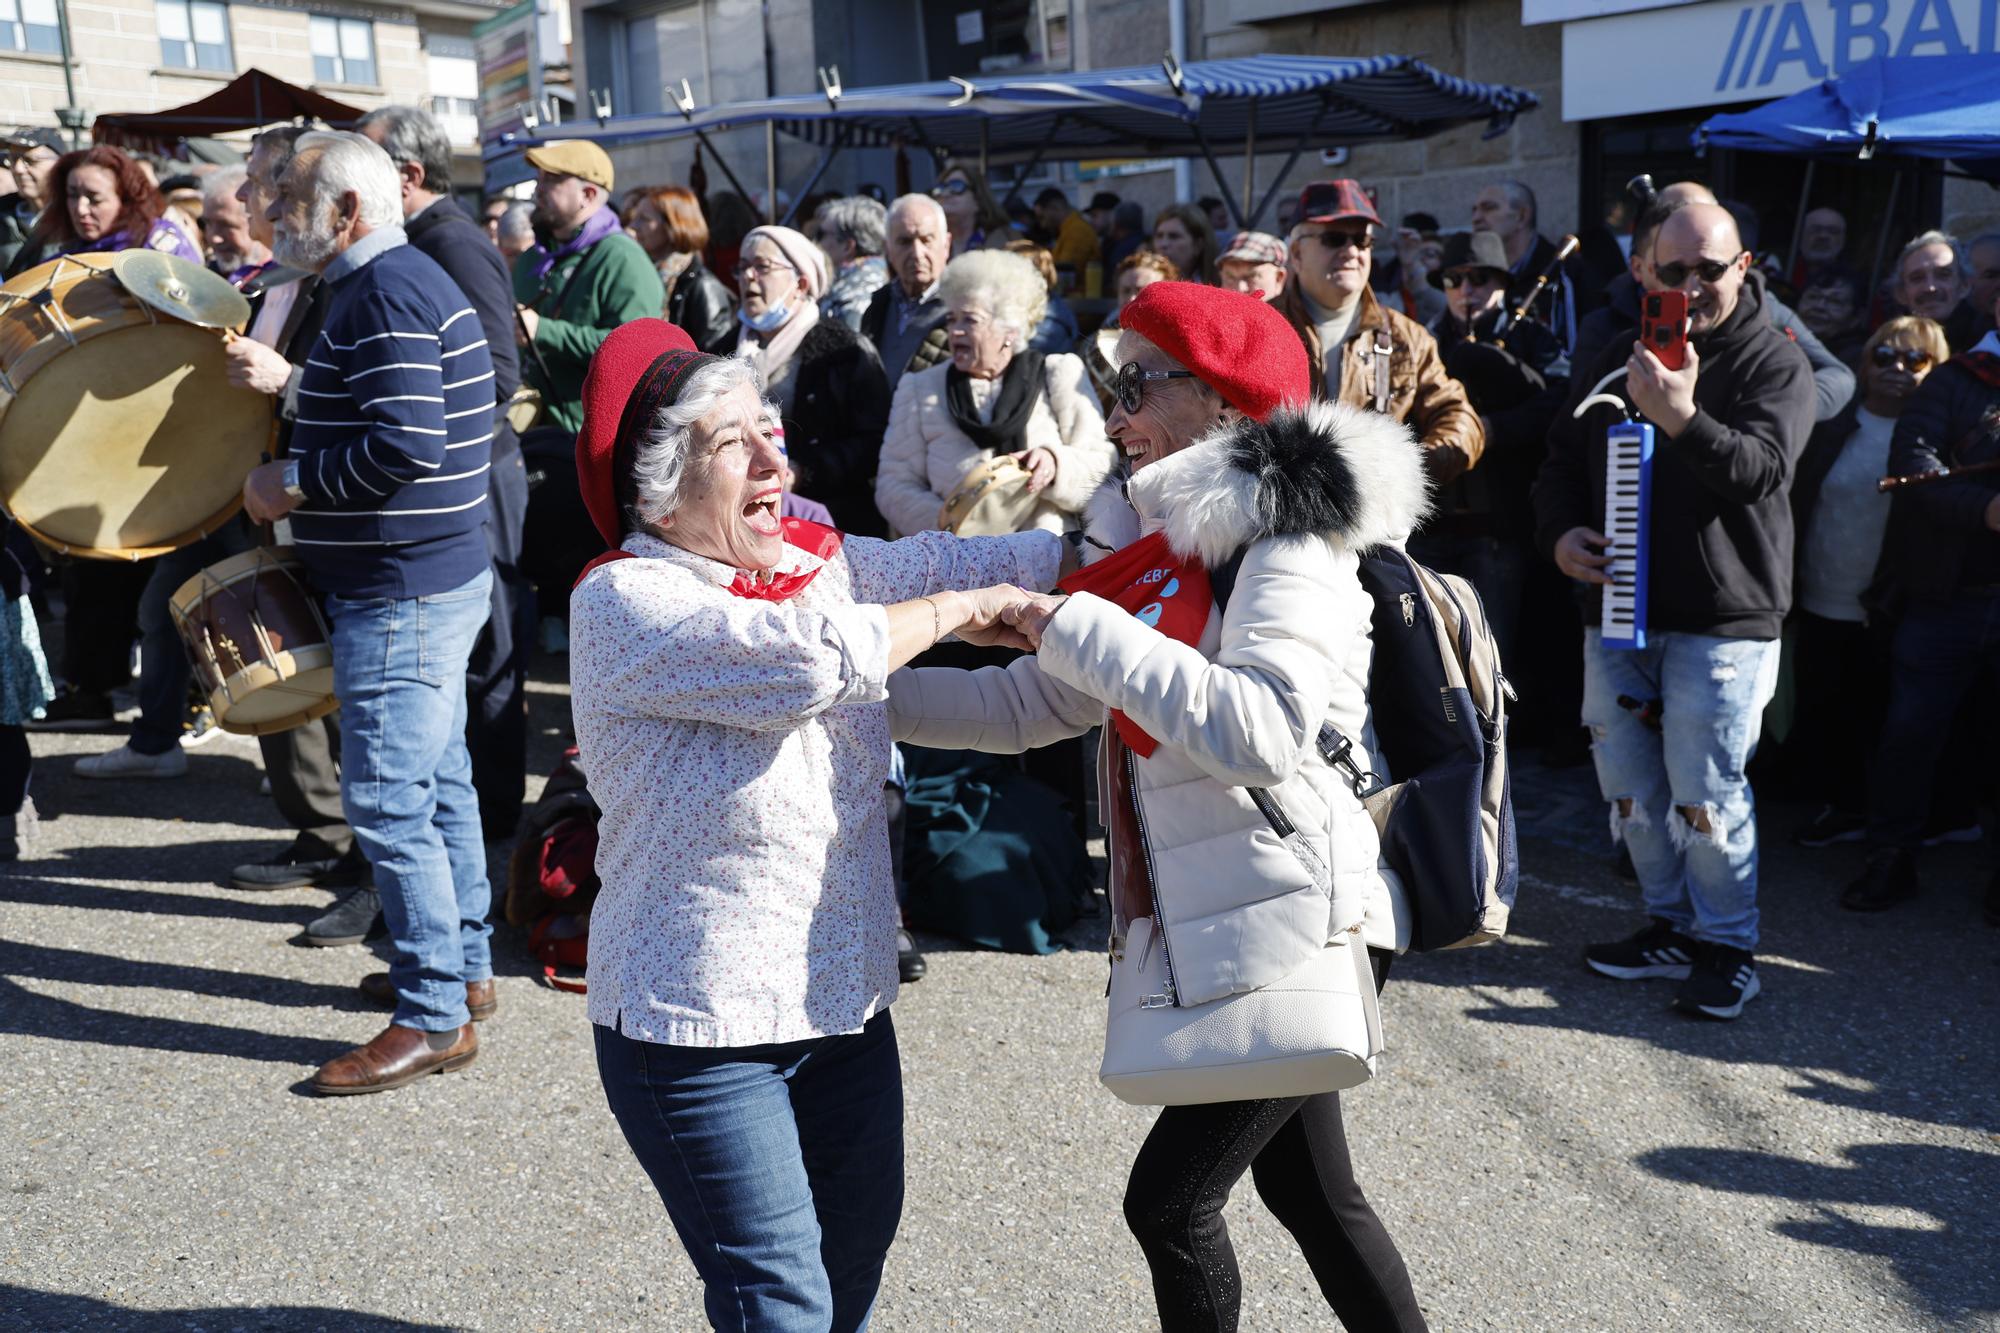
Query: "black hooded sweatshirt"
1532 270 1816 640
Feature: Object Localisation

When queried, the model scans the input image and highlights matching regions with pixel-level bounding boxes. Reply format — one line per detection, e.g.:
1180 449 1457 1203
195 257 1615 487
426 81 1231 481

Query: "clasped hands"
949 584 1067 651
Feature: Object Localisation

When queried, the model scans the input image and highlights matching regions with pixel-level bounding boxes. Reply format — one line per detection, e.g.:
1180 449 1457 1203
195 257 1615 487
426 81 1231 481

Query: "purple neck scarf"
530 207 623 283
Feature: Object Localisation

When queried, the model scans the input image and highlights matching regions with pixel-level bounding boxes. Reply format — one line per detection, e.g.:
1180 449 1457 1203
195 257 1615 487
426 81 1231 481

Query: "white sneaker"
75 743 188 780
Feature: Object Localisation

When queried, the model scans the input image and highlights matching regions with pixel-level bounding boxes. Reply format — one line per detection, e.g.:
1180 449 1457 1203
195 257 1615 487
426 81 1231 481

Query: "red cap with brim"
576 319 704 547
1117 282 1309 422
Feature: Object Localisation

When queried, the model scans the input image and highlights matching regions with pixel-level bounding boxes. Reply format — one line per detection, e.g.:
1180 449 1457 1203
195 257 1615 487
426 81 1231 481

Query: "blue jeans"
1867 590 2000 849
593 1012 905 1333
1580 629 1780 951
325 569 492 1030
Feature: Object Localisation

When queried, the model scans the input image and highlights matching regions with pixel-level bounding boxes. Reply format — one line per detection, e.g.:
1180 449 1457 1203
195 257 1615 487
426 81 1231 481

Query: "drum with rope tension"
169 546 337 736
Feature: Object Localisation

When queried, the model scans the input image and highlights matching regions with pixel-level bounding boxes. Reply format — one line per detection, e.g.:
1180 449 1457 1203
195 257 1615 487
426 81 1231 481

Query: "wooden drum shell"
169 547 337 737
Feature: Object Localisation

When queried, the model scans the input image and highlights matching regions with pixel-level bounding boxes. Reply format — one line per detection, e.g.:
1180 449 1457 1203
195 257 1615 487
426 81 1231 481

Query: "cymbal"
109 250 250 330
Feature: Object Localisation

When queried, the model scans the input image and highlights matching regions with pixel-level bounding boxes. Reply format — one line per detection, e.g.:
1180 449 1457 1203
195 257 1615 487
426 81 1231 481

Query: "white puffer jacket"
874 352 1118 537
889 401 1430 1007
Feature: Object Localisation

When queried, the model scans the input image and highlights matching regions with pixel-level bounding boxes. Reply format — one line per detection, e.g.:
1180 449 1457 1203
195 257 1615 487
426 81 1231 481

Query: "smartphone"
1640 290 1689 371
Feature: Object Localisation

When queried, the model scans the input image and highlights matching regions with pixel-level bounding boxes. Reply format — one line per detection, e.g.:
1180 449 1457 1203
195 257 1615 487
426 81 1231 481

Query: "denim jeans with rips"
594 1011 905 1333
1580 629 1781 952
325 569 493 1030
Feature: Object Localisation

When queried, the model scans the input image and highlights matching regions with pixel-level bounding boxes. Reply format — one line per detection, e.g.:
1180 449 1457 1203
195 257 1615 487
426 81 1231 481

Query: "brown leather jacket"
1276 286 1485 483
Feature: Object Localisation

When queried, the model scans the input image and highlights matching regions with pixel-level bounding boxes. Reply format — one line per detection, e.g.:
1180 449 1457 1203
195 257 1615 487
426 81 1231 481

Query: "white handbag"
1098 786 1384 1107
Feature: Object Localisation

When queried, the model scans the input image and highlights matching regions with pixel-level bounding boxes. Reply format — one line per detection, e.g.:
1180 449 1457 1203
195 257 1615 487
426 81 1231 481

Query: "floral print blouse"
570 526 1060 1047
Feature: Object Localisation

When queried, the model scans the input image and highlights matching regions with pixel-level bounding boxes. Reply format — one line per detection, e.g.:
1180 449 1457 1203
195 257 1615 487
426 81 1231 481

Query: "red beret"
576 319 702 547
1117 282 1309 422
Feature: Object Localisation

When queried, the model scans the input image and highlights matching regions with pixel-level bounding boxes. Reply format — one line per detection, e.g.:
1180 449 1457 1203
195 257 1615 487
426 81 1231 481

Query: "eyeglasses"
930 179 971 198
1308 228 1374 252
1870 344 1933 372
1113 361 1197 414
1441 270 1504 291
1653 251 1749 288
733 258 797 280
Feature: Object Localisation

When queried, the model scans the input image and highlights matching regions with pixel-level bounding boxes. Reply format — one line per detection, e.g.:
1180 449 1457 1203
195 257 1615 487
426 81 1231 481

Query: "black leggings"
1122 954 1427 1333
0 724 29 816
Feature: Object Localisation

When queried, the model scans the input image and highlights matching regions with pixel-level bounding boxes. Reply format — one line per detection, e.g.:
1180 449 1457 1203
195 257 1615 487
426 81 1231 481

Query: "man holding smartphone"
1532 204 1816 1021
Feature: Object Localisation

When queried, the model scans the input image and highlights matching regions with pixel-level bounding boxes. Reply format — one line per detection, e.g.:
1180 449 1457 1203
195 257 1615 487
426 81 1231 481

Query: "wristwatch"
280 458 306 502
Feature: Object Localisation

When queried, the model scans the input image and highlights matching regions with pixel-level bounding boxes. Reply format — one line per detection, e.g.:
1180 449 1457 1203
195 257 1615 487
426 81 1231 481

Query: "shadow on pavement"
0 873 325 926
8 837 295 886
1635 1142 2000 1322
0 1284 455 1331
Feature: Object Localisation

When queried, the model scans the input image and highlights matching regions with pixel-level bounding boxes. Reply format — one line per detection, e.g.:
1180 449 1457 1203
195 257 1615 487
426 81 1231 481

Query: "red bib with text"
1057 530 1213 758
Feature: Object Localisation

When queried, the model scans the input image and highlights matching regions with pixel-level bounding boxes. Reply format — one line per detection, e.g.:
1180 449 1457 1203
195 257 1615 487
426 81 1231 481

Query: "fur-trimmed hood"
1083 401 1432 567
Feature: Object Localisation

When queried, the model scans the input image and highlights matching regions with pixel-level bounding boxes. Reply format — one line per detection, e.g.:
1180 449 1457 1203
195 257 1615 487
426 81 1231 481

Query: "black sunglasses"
1113 361 1196 413
1308 228 1374 252
930 179 971 198
1870 344 1933 372
1441 269 1505 290
1653 251 1749 288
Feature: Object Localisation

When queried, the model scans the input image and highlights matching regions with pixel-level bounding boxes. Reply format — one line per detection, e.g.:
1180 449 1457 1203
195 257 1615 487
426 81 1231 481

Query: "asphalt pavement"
2 658 1996 1331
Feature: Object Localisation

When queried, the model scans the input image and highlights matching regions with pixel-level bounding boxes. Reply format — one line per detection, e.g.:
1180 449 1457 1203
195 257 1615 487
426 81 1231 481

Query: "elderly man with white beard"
240 130 501 1095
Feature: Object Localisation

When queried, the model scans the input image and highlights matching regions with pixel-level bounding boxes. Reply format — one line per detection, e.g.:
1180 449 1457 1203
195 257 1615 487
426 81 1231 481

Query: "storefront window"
923 0 1070 80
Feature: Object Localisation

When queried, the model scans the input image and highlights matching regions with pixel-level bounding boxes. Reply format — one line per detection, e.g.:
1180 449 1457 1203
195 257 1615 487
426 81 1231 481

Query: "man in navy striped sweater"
242 131 499 1094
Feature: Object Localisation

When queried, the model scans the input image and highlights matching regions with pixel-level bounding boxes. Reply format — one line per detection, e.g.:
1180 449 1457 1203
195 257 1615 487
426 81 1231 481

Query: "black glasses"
1441 270 1504 290
1309 228 1374 252
1870 344 1933 372
930 179 971 198
1653 251 1749 288
1113 361 1196 413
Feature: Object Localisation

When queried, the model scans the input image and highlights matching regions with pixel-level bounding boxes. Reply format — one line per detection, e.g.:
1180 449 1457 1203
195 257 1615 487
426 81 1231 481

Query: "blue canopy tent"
1698 54 2000 181
1697 54 2000 305
490 55 1540 230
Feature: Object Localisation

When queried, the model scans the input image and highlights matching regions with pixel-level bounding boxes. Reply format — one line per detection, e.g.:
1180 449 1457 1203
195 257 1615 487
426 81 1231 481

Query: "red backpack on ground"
505 747 600 992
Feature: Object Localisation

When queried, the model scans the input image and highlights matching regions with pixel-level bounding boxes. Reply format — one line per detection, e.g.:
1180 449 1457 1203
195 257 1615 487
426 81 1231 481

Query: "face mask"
740 298 794 334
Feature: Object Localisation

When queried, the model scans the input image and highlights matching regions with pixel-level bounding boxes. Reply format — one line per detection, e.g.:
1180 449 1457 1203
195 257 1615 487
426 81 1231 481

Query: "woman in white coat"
875 249 1117 538
891 282 1433 1333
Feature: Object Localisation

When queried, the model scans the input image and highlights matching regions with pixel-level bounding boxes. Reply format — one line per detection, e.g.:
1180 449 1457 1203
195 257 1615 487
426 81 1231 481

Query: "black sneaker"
1794 806 1866 848
1921 815 1983 847
1674 944 1761 1020
897 928 926 983
231 844 368 892
305 886 384 947
27 687 116 731
1584 917 1699 981
1841 848 1918 912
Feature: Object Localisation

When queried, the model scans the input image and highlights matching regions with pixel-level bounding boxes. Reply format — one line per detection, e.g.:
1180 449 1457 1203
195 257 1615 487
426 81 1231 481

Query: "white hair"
202 164 247 212
937 249 1048 338
1896 229 1969 289
294 130 402 230
627 357 773 530
887 192 946 233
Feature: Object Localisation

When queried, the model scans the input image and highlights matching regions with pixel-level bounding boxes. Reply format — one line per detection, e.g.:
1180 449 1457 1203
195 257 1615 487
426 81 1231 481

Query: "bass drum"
0 253 272 559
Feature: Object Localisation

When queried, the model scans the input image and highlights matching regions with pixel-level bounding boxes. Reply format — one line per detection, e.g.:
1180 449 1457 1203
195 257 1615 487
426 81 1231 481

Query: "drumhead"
0 320 271 557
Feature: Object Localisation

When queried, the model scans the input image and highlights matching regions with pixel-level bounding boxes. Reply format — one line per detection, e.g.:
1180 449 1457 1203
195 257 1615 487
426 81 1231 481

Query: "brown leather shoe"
357 972 498 1022
311 1023 477 1096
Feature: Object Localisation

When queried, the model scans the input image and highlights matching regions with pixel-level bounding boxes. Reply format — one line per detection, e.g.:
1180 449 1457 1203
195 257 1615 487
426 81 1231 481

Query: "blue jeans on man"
325 569 493 1029
594 1011 905 1333
1580 629 1781 951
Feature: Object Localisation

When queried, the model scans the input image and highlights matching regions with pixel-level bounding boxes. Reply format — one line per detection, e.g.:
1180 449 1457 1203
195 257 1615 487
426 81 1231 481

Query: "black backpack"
1215 545 1518 951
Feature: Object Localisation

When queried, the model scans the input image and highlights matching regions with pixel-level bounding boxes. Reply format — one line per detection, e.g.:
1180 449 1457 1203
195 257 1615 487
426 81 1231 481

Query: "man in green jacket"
512 140 664 435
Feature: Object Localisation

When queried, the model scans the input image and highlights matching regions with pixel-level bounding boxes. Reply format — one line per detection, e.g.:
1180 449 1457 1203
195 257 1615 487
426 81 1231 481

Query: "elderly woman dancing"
875 249 1116 539
893 282 1433 1333
569 319 1062 1332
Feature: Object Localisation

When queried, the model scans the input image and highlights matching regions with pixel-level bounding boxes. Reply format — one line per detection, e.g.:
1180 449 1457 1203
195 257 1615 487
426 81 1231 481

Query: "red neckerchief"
1950 351 2000 391
1057 529 1212 758
573 517 844 599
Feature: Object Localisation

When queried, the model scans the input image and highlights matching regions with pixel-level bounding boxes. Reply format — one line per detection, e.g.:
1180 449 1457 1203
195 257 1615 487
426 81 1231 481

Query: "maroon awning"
92 68 364 150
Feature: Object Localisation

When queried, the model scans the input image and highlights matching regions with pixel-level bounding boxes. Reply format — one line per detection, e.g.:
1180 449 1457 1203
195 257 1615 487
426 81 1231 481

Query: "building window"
311 15 375 87
0 0 61 55
156 0 232 71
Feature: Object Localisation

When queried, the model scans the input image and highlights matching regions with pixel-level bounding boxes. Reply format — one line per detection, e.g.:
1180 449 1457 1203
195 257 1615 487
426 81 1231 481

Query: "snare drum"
0 253 272 559
169 547 337 736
